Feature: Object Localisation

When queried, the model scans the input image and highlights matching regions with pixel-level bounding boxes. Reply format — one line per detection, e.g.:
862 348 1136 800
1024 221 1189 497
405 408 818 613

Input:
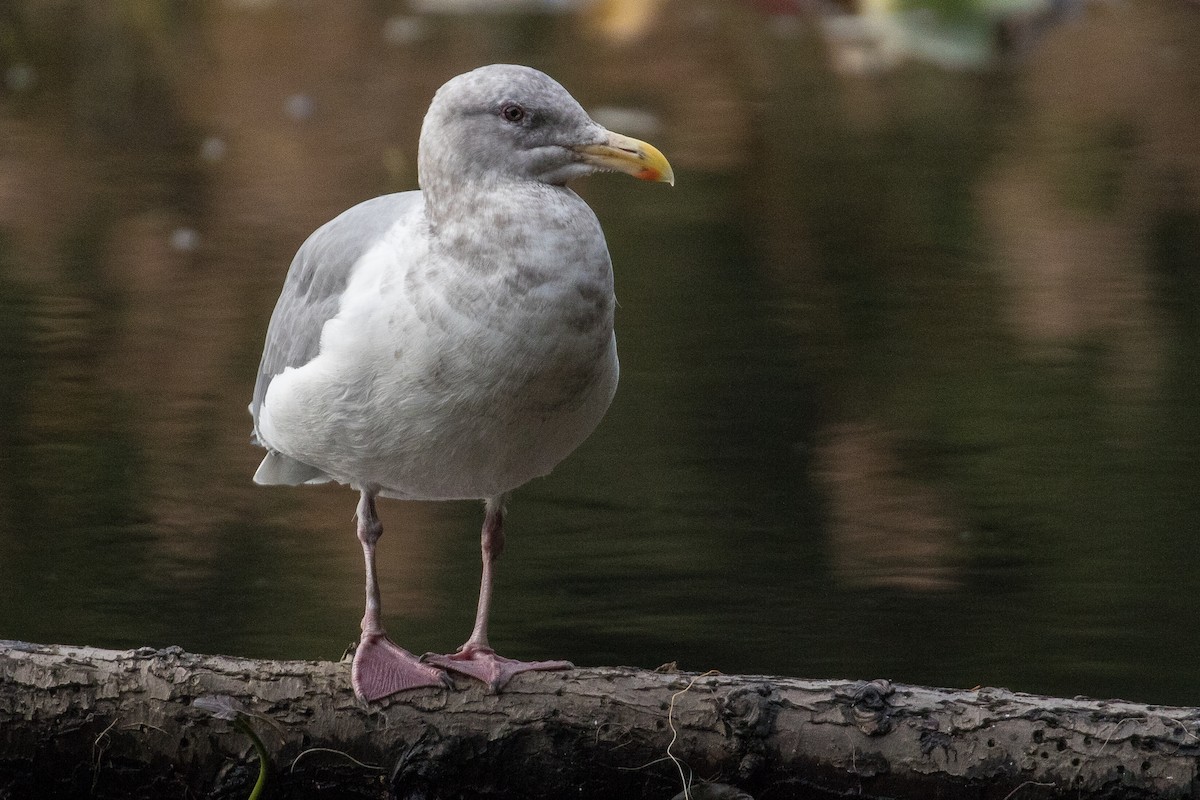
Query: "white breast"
257 186 619 500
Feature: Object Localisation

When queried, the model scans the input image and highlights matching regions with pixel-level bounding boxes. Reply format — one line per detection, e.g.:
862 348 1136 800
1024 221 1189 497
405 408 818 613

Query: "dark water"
2 0 1199 707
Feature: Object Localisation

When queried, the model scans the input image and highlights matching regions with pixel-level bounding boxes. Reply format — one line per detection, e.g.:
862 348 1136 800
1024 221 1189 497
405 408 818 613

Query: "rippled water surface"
2 0 1199 706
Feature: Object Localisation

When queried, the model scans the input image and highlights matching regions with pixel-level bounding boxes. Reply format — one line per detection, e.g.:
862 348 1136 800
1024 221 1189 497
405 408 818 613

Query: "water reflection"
1 0 1197 706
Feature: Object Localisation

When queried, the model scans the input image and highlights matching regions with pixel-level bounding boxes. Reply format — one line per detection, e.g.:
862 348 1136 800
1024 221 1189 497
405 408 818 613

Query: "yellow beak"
576 130 675 186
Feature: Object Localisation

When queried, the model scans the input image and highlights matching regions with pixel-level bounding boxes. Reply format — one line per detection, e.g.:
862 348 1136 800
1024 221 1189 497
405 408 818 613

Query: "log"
1 640 1198 799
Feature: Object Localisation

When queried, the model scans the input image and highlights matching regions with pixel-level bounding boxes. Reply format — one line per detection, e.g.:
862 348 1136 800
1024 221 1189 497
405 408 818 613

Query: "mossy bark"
1 640 1197 799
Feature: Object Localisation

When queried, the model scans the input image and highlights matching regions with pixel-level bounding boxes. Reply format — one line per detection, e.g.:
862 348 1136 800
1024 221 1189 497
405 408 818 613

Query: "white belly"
257 231 619 500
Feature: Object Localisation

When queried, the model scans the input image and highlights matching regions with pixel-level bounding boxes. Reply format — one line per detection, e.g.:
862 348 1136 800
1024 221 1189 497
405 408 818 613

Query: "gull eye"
500 103 526 123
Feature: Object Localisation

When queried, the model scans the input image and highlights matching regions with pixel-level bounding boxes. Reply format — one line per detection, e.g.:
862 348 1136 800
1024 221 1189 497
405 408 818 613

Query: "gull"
250 64 673 701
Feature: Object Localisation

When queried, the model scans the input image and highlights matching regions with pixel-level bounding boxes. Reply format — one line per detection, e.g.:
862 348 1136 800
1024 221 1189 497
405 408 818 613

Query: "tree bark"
1 640 1197 799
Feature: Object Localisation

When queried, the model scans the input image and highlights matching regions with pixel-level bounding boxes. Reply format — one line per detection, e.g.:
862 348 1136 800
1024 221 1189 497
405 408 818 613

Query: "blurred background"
1 0 1198 706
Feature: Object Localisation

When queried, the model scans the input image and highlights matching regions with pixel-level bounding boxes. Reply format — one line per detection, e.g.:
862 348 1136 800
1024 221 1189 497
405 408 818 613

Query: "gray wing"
250 191 422 446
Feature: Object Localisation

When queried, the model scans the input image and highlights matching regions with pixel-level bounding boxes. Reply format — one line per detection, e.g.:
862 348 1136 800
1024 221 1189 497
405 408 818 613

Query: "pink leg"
424 495 572 691
350 491 448 701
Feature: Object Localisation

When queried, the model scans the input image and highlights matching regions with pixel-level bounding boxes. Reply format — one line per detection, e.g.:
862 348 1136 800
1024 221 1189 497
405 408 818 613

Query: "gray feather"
251 192 421 440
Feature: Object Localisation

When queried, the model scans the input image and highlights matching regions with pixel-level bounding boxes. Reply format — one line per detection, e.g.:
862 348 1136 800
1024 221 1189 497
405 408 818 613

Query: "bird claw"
351 633 451 701
423 645 572 692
